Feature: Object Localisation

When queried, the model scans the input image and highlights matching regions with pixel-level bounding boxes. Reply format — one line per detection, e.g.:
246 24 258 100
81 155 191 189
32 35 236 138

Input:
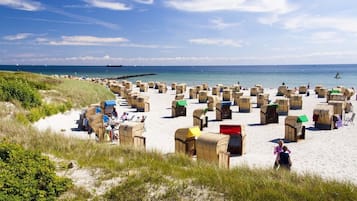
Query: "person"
140 115 146 123
120 112 128 121
279 146 292 171
273 140 291 169
112 107 118 118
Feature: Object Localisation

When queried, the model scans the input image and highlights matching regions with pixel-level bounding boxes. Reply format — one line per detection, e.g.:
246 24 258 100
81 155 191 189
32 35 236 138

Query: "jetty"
107 73 156 80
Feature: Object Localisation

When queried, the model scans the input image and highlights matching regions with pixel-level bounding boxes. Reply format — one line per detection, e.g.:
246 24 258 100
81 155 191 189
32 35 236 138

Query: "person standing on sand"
273 140 291 169
279 146 292 171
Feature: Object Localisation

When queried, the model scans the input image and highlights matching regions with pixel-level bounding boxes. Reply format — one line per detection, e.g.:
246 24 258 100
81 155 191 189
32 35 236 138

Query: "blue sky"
1 0 357 65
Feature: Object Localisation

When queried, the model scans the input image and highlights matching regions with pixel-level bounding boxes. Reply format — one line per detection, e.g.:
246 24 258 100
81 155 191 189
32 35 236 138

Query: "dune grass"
53 79 115 108
1 117 356 201
0 72 356 200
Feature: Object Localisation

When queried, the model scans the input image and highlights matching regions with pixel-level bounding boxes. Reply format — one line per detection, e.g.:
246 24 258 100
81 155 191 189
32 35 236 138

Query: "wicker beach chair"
285 116 306 142
219 125 246 155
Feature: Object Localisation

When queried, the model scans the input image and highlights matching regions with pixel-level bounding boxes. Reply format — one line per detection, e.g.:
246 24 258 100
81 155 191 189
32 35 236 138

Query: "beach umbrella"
187 126 201 138
297 115 308 123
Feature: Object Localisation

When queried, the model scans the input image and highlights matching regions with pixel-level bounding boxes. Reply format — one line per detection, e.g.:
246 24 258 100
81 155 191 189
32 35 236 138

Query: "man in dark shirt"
279 146 292 171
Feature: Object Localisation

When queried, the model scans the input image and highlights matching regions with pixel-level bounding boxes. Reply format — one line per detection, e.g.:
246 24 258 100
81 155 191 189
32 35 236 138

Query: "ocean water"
1 64 356 89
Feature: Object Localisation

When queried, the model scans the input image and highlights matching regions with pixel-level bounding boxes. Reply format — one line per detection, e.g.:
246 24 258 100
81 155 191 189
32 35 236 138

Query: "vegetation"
0 71 356 200
0 77 42 109
0 142 72 201
0 71 114 123
53 79 115 108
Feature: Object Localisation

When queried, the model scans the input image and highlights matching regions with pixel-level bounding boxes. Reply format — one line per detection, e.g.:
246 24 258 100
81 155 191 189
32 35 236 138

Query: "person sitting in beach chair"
120 112 127 121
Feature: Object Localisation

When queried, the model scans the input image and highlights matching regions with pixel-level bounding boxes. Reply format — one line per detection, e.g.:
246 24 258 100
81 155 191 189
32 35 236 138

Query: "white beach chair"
344 113 355 126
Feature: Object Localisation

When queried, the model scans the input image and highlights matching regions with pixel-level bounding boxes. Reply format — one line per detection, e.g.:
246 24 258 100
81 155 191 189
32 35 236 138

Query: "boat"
106 64 123 67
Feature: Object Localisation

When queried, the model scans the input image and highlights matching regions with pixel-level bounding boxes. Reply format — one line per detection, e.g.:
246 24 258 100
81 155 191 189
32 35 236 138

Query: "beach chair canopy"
268 103 279 108
220 125 242 135
103 115 109 123
104 100 116 107
329 89 342 94
176 100 187 107
187 126 201 138
221 101 231 106
297 115 308 122
95 107 102 114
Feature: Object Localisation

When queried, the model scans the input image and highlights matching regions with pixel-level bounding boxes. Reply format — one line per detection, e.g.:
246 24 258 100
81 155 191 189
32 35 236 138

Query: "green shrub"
0 78 42 109
26 102 73 122
15 113 30 125
0 142 72 201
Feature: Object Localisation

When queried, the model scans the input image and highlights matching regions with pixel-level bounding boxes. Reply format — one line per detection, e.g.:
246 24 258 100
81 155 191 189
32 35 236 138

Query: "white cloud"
258 14 279 25
309 31 344 44
3 33 33 40
48 7 119 29
120 43 177 49
40 35 129 46
165 0 295 14
282 15 357 33
210 18 239 30
7 50 357 65
189 38 242 47
0 0 43 11
133 0 154 4
36 36 179 48
83 0 131 11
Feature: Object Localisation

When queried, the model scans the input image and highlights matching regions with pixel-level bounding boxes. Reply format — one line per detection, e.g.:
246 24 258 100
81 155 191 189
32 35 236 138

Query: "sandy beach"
34 83 357 185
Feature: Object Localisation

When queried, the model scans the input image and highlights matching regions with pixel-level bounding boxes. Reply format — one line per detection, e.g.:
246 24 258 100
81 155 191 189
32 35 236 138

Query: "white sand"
34 85 357 185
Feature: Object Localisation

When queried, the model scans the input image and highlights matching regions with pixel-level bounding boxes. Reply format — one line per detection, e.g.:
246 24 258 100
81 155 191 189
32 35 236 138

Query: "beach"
34 82 357 185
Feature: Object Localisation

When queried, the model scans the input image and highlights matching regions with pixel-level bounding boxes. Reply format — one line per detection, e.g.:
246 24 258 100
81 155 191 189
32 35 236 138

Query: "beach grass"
53 79 115 108
1 119 356 200
0 72 357 200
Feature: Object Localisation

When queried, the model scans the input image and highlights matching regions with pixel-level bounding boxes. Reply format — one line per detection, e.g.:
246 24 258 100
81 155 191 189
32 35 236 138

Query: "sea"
1 64 356 89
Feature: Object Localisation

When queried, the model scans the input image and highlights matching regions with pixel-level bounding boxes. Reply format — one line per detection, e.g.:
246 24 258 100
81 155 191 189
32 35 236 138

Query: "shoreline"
34 79 357 185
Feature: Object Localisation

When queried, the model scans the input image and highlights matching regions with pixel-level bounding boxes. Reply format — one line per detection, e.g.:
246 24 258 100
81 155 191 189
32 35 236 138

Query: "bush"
26 102 73 122
15 113 30 125
0 142 72 201
0 78 42 109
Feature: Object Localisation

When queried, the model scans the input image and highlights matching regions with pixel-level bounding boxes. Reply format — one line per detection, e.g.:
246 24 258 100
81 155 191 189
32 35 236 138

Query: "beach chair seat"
216 101 232 120
260 104 279 124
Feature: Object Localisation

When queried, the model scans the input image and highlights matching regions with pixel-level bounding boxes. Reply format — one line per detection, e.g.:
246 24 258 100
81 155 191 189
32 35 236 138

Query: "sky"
1 0 357 66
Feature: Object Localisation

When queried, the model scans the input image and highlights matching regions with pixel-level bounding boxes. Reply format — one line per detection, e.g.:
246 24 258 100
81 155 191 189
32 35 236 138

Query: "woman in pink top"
274 140 291 169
